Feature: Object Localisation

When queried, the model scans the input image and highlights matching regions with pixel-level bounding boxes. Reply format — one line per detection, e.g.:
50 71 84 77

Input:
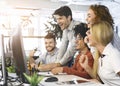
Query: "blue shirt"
35 47 58 64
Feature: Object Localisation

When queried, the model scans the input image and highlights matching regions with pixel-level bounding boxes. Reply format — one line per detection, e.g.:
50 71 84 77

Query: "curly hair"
74 23 88 39
89 4 114 28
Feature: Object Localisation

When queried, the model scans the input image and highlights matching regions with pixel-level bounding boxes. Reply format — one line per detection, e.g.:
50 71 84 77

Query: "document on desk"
38 72 54 77
38 72 66 77
56 81 97 86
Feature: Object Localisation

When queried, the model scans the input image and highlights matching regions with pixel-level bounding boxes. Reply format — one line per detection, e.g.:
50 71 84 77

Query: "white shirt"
98 43 120 86
89 32 120 59
56 20 80 65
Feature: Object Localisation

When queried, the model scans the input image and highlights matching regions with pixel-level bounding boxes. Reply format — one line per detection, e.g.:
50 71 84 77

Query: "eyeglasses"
75 34 83 40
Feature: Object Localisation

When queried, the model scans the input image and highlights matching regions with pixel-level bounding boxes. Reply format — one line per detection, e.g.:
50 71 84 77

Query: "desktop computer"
0 34 7 86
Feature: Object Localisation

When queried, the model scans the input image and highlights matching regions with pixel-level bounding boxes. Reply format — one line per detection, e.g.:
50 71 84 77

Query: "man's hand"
37 63 61 72
29 50 35 57
51 67 63 75
29 50 36 64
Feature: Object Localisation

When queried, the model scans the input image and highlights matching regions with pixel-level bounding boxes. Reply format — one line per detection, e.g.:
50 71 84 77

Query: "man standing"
53 6 80 66
31 6 80 71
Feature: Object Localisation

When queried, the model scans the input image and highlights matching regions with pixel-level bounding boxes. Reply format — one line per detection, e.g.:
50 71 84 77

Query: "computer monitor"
0 34 7 86
11 28 29 83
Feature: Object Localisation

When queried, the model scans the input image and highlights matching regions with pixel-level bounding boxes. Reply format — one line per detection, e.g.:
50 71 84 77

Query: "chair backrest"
67 56 74 67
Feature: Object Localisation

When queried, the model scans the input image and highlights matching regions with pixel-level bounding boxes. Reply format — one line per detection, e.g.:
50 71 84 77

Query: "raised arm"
79 55 97 79
29 50 35 65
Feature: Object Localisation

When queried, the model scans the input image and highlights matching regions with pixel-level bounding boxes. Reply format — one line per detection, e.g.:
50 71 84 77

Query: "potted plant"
6 65 16 73
23 72 44 86
44 15 63 40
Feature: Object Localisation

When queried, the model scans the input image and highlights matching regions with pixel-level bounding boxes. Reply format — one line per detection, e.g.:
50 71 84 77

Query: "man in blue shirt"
29 33 59 71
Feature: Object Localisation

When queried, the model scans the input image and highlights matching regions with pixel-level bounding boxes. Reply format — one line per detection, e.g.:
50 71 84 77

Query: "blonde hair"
91 21 113 46
90 21 113 79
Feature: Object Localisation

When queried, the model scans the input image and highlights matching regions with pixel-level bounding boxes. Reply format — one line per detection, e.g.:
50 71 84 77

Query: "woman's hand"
79 54 94 78
79 54 89 71
51 67 63 75
84 36 89 43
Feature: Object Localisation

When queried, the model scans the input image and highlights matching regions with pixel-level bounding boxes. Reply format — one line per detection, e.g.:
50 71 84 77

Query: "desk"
39 72 105 86
0 71 106 86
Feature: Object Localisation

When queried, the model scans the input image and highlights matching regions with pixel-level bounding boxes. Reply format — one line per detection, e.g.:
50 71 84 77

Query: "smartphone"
65 80 89 84
56 80 89 85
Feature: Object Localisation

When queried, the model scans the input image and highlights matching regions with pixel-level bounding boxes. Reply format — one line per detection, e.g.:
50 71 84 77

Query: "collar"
102 43 112 56
101 43 112 58
46 47 58 56
67 20 80 31
100 54 105 58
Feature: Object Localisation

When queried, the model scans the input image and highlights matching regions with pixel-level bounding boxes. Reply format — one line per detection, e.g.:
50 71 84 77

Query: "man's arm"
29 50 43 69
38 63 61 72
59 37 76 65
56 30 69 62
29 50 35 64
57 21 80 65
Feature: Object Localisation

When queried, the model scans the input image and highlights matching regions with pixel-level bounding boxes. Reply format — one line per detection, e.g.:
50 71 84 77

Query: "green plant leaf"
23 73 31 82
23 73 44 86
7 66 16 73
36 76 44 83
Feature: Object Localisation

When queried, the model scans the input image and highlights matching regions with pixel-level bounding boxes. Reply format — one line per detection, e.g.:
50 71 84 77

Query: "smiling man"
36 33 58 64
29 33 59 71
32 6 81 71
53 6 80 66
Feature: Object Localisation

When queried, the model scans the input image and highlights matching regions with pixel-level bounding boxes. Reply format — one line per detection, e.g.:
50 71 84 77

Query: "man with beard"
36 6 81 71
29 33 59 71
51 6 80 67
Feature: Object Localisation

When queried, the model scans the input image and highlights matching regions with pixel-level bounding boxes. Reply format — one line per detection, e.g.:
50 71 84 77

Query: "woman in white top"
80 21 120 86
84 4 120 81
86 5 120 51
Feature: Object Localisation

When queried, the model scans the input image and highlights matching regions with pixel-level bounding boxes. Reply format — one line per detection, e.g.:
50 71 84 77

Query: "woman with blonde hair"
86 4 120 51
80 21 120 86
84 4 120 80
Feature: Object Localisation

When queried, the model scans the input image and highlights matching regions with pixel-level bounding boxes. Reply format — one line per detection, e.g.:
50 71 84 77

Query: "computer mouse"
45 77 58 82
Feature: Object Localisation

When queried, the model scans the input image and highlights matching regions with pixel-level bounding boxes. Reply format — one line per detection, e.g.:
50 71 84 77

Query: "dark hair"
44 33 56 42
53 6 72 20
74 23 88 39
89 4 114 28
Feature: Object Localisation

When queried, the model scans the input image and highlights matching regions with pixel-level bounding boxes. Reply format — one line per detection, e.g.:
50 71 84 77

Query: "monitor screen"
11 28 29 83
0 34 7 86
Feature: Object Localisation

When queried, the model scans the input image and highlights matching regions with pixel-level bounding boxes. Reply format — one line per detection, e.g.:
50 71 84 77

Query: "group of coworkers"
29 4 120 86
